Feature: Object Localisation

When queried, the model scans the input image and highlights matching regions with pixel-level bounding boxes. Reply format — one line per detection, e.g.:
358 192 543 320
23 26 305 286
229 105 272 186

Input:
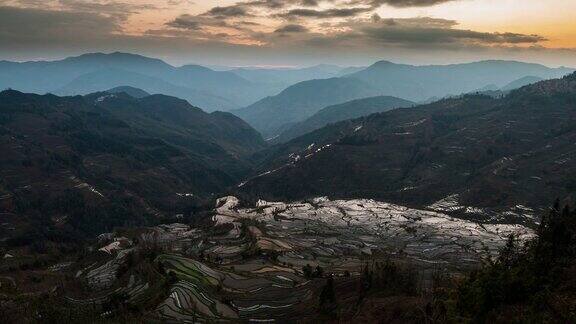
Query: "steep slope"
233 78 382 138
229 65 366 107
337 66 367 76
239 73 576 217
92 93 267 163
275 96 414 143
347 60 572 102
501 76 544 91
0 90 265 237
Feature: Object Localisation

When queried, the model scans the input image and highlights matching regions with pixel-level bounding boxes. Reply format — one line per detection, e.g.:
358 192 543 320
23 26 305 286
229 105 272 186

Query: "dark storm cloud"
275 24 309 33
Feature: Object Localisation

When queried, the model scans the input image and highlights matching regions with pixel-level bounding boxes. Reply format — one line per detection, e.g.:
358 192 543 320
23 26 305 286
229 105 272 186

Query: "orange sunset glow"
1 0 575 66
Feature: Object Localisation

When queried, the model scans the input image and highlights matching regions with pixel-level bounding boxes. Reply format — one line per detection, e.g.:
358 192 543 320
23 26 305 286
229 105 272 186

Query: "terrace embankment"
1 196 535 322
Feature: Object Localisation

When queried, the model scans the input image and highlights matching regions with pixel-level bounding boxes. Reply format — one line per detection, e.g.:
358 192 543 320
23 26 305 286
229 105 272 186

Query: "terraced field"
35 195 534 322
213 196 534 269
151 195 533 321
155 254 317 321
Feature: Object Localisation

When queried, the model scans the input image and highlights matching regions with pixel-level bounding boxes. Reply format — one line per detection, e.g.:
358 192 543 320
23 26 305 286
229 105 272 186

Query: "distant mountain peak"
106 86 150 99
371 60 398 67
63 52 171 67
0 88 21 95
180 64 215 72
73 52 148 59
306 64 342 71
0 89 25 99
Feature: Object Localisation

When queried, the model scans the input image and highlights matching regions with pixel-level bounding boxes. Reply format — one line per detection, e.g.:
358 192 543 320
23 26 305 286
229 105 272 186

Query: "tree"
314 265 324 278
497 234 518 268
303 264 313 279
319 275 337 317
455 200 576 322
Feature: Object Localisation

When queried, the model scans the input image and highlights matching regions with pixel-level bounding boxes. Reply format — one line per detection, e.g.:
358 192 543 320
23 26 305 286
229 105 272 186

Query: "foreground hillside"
0 195 535 322
0 90 265 240
3 194 571 322
240 73 576 218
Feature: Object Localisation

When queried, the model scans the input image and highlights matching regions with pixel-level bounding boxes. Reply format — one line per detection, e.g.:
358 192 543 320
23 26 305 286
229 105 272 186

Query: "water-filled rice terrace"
156 254 317 321
47 195 534 322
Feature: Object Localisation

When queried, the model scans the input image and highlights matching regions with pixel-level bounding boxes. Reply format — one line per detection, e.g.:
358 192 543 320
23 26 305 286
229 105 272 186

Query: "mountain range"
3 55 576 323
230 64 365 89
273 95 414 143
233 60 573 138
233 77 384 138
239 72 576 217
2 54 576 232
0 89 265 236
0 53 364 112
347 60 572 101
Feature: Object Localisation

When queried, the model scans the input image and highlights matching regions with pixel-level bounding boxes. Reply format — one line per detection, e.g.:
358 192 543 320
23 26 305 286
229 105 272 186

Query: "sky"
1 0 575 67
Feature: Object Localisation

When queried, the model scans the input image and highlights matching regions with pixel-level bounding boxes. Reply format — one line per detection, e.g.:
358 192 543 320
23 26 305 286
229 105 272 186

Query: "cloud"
0 5 119 44
164 13 257 36
198 0 461 22
167 0 195 4
12 0 157 20
234 0 322 9
205 5 252 18
166 14 202 30
354 18 547 46
275 24 309 33
57 0 156 15
356 0 458 8
199 0 333 19
1 2 574 68
284 17 545 51
276 7 373 18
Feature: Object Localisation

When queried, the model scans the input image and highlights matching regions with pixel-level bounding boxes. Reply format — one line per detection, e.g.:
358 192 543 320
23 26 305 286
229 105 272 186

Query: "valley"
240 73 576 218
1 53 576 323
